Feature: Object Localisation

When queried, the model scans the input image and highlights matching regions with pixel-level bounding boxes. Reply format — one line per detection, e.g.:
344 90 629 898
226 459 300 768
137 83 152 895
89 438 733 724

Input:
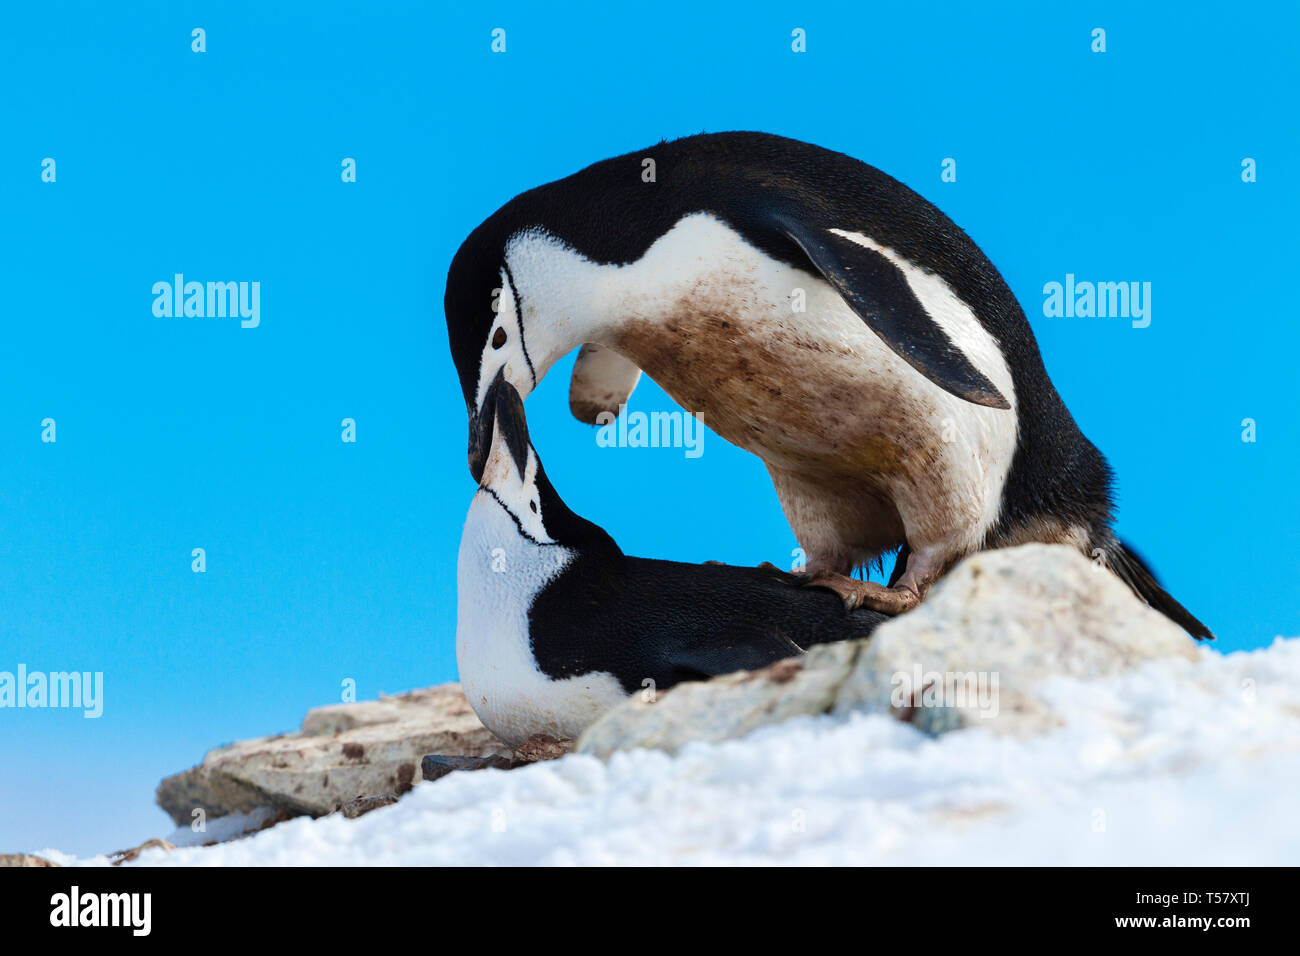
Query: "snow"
43 638 1300 866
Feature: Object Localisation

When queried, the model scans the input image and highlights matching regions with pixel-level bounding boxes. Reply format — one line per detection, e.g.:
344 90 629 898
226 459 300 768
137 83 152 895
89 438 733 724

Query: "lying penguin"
445 131 1213 639
456 372 887 745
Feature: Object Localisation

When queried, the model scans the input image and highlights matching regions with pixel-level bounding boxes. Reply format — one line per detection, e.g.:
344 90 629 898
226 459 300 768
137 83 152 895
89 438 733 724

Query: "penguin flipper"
569 344 643 424
773 217 1010 409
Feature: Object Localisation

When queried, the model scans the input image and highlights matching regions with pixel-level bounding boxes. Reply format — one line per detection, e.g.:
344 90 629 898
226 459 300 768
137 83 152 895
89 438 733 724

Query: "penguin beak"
468 431 485 483
467 379 497 484
492 378 532 481
468 370 531 483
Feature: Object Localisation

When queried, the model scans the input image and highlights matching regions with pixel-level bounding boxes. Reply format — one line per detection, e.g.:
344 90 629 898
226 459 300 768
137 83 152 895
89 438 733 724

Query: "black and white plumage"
445 131 1212 639
457 374 886 745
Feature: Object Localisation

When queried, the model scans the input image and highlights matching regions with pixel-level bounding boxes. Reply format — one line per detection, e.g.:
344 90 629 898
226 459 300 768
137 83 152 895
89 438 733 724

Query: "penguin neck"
503 231 608 376
507 219 726 370
462 487 571 583
530 464 624 562
473 436 624 564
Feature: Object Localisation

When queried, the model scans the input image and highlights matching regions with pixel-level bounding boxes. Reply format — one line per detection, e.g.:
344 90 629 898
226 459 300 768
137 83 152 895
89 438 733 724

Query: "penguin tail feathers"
1106 538 1215 641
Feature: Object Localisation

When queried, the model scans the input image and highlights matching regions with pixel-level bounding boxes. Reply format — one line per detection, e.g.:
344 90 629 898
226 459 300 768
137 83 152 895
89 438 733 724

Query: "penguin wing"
669 628 804 681
569 343 643 424
773 216 1010 409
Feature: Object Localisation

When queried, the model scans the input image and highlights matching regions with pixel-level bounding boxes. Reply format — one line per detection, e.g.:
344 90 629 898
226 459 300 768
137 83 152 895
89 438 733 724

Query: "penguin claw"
802 571 918 615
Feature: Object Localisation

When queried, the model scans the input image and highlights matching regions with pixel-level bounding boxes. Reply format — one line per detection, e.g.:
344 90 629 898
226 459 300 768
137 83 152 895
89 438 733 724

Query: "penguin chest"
600 216 1020 552
612 281 926 472
455 495 626 747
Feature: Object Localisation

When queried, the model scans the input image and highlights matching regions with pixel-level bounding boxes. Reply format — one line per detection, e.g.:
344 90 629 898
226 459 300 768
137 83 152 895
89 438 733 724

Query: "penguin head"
447 163 657 482
446 212 571 483
474 372 621 556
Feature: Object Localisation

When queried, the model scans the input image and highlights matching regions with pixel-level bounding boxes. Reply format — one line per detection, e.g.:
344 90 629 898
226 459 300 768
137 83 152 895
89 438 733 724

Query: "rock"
421 753 519 782
155 761 273 824
421 734 574 782
337 793 400 819
577 544 1197 758
513 734 574 762
576 642 859 758
830 543 1195 735
157 682 510 824
0 854 59 867
301 685 478 736
110 838 174 866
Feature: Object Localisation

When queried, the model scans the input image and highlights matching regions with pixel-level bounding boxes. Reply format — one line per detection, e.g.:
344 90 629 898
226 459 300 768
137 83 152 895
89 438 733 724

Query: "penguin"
445 131 1213 640
456 371 888 746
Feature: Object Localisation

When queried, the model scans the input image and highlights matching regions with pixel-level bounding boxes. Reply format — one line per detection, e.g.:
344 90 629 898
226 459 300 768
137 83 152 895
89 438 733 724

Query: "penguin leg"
886 544 911 587
803 546 943 615
803 572 919 614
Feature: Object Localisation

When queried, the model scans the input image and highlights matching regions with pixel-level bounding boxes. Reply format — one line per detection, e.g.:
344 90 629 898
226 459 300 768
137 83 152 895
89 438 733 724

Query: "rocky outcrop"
0 854 60 867
156 683 510 825
577 544 1198 758
149 544 1200 849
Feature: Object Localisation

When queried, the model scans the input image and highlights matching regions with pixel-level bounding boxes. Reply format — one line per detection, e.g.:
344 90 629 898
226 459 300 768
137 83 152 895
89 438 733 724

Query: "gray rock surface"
156 683 510 824
421 753 518 781
421 736 575 781
577 544 1197 758
337 793 399 819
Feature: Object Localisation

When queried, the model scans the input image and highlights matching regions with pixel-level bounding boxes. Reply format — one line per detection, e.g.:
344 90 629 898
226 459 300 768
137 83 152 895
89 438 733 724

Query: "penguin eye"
529 500 538 513
491 328 508 349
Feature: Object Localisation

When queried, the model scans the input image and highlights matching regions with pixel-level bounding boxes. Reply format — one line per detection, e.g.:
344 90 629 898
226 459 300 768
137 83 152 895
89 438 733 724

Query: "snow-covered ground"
45 638 1300 866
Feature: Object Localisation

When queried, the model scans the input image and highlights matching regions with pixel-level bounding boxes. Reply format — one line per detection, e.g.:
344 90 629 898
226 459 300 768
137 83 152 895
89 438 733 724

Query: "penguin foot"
802 571 919 615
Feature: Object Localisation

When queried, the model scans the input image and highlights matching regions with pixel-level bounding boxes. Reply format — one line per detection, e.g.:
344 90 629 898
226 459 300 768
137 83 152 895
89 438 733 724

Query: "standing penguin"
457 372 887 745
445 131 1212 639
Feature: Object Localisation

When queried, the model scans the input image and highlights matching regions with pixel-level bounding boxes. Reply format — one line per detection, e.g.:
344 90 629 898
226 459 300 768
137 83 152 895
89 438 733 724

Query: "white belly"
455 492 627 746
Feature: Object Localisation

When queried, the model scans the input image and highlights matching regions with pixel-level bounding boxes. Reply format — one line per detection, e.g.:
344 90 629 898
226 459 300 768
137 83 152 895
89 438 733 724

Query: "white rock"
577 545 1197 757
156 683 509 823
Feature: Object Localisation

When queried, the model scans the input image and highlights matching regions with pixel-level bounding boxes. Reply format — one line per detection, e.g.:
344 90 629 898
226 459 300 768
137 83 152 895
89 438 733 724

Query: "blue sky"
2 1 1296 855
